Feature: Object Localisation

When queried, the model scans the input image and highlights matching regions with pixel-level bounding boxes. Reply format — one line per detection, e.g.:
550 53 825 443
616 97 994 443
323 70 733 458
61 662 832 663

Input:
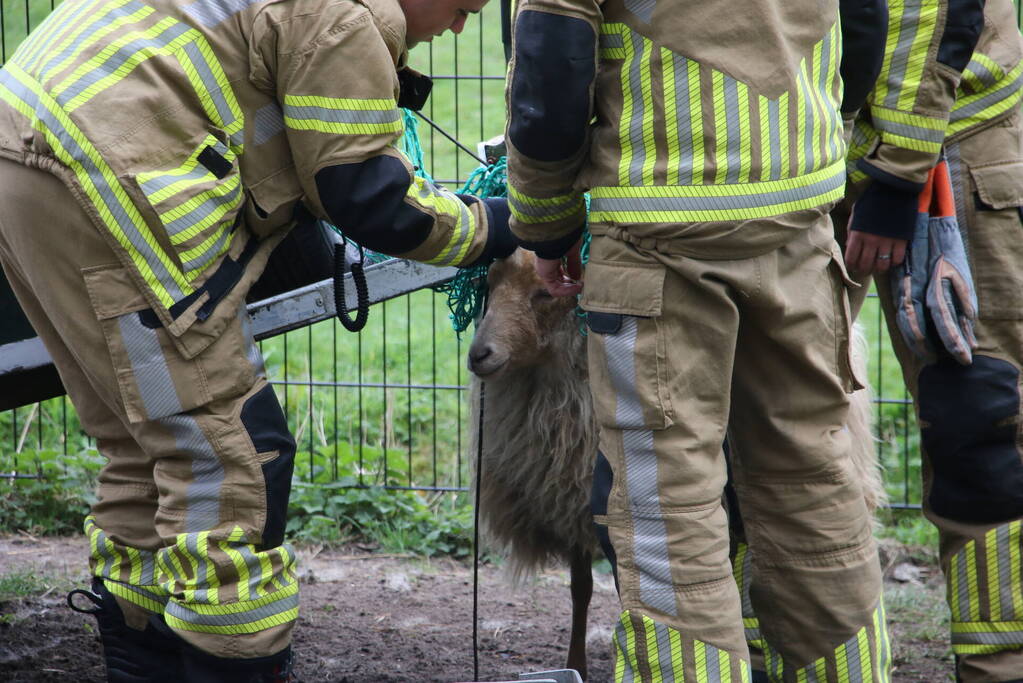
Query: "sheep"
466 248 884 680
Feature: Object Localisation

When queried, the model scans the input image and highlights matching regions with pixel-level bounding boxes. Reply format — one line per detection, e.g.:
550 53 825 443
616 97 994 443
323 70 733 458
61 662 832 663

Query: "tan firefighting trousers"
834 112 1023 683
0 159 298 659
584 214 890 682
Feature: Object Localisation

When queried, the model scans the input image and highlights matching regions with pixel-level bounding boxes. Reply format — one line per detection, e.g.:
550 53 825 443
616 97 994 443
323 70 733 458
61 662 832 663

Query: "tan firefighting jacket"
505 0 852 259
0 0 493 359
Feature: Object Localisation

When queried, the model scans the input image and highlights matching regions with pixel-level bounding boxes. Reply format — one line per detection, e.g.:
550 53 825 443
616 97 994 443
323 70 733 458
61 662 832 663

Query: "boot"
181 642 294 683
67 578 182 682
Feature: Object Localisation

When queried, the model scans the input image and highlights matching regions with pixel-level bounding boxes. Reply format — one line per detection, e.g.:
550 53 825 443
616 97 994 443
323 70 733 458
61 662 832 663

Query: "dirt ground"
0 536 953 682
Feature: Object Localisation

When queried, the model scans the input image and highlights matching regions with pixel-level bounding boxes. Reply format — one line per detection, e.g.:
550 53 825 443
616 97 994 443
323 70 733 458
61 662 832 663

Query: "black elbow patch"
839 0 888 112
937 0 985 72
509 10 595 162
919 355 1023 524
315 157 434 255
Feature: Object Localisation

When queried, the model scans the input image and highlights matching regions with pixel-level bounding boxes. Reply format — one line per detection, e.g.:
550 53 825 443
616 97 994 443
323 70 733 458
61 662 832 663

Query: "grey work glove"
890 160 978 365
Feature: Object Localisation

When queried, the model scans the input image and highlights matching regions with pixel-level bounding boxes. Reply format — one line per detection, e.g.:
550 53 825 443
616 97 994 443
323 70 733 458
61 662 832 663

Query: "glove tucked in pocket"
890 159 978 365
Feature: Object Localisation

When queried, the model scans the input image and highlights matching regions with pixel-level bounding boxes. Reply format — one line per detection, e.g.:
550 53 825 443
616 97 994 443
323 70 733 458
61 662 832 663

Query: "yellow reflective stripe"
777 91 790 177
599 24 626 59
858 628 871 681
824 22 843 162
988 525 1002 622
37 0 152 83
163 582 299 635
949 64 1023 137
759 94 772 183
835 643 850 682
183 227 234 280
662 47 680 186
952 620 1023 633
968 542 982 621
694 640 708 683
0 65 189 306
220 528 252 603
639 47 656 186
641 615 664 682
614 612 639 683
712 70 727 184
17 0 106 72
794 64 809 176
668 624 684 680
124 544 144 586
283 94 402 136
137 136 220 204
897 1 938 111
951 549 964 621
410 177 477 266
732 542 747 588
105 580 168 613
816 657 829 682
617 28 635 186
808 38 825 173
718 648 731 682
797 669 808 683
1011 522 1023 619
507 184 585 225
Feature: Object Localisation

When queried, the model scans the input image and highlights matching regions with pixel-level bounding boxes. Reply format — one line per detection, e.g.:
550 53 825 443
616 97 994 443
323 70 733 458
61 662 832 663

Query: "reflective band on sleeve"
408 176 478 266
0 65 190 307
253 102 286 146
870 106 947 154
283 95 403 136
507 185 586 225
949 65 1023 138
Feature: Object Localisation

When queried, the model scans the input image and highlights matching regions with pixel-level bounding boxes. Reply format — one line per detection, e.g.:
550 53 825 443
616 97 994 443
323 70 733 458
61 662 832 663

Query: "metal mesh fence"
1 1 1021 508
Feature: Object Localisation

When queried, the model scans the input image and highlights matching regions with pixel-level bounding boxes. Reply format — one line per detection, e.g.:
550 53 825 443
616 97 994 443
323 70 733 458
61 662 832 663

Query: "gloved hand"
467 197 518 267
924 159 978 364
889 160 978 365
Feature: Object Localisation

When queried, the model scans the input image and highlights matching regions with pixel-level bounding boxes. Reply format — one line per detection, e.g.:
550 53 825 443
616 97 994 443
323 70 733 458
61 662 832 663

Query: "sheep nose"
469 344 493 367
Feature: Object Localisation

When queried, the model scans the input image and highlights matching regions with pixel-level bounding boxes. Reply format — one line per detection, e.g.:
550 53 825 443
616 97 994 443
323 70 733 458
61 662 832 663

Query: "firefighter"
0 0 512 680
506 0 891 680
836 1 1023 680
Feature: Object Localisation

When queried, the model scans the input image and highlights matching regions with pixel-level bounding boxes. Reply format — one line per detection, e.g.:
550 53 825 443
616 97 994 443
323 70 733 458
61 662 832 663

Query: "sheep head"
468 249 579 378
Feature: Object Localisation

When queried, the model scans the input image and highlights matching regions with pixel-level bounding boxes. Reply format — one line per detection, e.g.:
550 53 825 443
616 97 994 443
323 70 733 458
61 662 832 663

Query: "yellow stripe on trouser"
949 520 1023 656
156 527 299 636
762 602 891 682
85 515 169 613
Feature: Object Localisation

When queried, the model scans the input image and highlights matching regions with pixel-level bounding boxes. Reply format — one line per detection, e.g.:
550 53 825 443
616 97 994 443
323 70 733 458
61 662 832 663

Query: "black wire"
472 378 485 681
413 110 487 166
334 241 369 332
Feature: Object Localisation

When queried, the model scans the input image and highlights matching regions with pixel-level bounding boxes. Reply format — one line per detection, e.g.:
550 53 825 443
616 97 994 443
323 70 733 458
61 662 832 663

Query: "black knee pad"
591 450 620 591
919 355 1023 523
241 384 297 549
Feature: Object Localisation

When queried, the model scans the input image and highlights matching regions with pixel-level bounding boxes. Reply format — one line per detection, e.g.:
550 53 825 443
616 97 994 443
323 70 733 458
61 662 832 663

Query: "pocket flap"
82 265 150 320
580 257 665 317
971 161 1023 210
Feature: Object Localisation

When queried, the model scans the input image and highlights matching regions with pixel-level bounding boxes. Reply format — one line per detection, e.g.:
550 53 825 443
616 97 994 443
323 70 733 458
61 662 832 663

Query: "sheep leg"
567 548 593 681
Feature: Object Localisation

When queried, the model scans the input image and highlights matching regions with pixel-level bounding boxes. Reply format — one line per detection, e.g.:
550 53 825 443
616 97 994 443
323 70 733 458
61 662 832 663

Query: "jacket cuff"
466 197 517 268
849 174 920 241
517 224 585 260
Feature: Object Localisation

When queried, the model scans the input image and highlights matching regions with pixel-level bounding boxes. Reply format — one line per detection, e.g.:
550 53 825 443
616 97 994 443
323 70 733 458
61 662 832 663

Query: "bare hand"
845 229 907 276
536 238 583 297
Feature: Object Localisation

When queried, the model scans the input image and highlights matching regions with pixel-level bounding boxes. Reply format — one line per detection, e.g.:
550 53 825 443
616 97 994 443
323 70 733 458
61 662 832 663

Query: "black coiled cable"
334 238 369 332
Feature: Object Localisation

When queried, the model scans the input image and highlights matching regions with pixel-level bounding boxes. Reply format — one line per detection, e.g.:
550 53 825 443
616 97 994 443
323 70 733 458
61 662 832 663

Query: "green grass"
0 569 51 600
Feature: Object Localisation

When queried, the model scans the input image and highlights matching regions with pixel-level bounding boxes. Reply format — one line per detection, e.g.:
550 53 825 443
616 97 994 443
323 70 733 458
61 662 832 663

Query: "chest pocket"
134 134 244 282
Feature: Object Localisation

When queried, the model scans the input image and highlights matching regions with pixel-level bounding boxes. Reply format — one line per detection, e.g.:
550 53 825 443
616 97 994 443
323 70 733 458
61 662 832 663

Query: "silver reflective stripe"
767 97 782 180
590 166 845 214
164 184 242 237
744 627 761 642
183 0 266 28
186 533 211 604
820 27 840 163
93 526 121 576
704 642 721 681
253 102 285 146
615 620 637 683
625 29 647 186
624 0 656 23
652 622 676 678
0 69 186 301
882 2 923 110
283 104 400 127
235 542 274 596
139 548 158 585
798 68 816 174
953 628 1023 647
160 415 223 533
165 589 299 627
670 53 695 185
605 317 676 616
873 116 946 145
997 523 1015 620
844 639 862 682
951 73 1023 124
116 580 168 606
600 32 625 50
55 22 192 108
36 0 149 80
119 312 183 418
434 200 474 267
179 42 240 134
723 77 741 184
17 0 104 72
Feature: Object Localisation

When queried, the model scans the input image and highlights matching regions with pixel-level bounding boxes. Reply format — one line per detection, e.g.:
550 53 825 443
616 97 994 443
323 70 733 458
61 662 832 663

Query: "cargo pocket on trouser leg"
82 264 260 423
826 244 867 393
240 383 297 550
